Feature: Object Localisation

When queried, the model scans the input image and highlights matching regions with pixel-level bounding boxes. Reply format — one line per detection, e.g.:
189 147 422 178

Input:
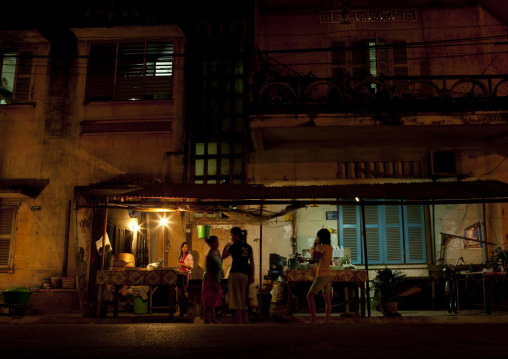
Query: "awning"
0 179 49 199
113 180 508 205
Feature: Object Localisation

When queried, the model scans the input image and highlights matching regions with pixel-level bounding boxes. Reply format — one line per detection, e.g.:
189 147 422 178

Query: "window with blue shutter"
338 201 426 265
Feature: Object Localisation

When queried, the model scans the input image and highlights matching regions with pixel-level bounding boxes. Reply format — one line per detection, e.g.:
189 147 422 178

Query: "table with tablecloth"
96 269 180 317
285 269 369 317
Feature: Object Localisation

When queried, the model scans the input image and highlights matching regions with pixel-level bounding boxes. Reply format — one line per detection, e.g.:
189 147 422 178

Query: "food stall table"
285 269 369 317
96 268 179 317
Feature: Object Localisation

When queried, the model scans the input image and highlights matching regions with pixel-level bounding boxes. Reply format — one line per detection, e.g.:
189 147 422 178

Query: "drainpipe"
258 201 263 315
62 200 71 277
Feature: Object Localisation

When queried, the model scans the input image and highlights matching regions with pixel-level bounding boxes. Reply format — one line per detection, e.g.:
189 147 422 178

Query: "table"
96 268 180 317
285 269 369 317
483 271 508 315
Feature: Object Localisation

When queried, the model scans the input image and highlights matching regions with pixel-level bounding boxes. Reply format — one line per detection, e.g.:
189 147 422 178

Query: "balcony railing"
251 74 508 113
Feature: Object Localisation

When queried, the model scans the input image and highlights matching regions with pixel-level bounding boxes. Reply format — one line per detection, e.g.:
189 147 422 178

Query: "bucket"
133 296 149 314
197 218 211 239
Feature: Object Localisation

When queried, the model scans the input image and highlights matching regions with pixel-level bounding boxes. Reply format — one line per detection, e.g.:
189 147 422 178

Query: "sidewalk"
2 309 508 325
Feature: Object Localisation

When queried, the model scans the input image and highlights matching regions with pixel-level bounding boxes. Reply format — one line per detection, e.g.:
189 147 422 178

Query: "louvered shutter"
364 206 382 264
384 205 404 263
376 37 389 77
116 43 145 100
352 40 369 78
331 41 347 78
87 44 116 101
0 206 16 268
145 42 173 100
393 40 409 91
404 205 427 263
13 51 33 103
339 204 361 264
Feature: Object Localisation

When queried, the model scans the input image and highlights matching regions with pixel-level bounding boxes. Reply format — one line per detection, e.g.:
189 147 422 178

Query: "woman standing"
176 241 194 316
222 227 255 324
202 235 223 324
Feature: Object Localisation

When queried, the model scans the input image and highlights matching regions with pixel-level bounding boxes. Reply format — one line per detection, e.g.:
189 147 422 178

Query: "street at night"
1 320 508 358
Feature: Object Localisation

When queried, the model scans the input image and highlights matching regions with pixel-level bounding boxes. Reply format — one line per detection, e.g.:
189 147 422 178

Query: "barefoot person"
307 228 333 324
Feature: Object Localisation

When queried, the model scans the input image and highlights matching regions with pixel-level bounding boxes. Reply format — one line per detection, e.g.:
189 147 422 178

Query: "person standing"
222 227 255 324
307 228 334 324
176 241 194 316
202 235 223 324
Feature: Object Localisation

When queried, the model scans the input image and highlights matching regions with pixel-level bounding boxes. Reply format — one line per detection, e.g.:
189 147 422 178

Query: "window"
0 50 34 104
338 202 426 265
193 139 244 184
0 203 17 270
331 38 409 81
86 42 173 101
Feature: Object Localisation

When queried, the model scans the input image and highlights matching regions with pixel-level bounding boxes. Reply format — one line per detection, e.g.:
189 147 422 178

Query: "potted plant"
370 267 407 316
488 247 508 272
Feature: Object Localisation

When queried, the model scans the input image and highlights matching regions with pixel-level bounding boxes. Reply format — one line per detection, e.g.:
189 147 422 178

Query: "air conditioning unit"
429 151 458 176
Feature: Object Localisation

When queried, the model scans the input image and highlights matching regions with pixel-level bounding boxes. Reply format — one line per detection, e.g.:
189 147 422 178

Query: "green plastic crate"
1 287 32 304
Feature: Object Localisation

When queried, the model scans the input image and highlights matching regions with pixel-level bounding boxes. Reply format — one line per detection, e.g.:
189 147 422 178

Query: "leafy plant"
370 267 407 302
488 247 508 271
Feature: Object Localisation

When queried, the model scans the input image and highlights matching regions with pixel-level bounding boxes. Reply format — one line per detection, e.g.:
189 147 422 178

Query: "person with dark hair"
222 226 254 324
202 235 223 324
307 228 333 324
176 241 194 316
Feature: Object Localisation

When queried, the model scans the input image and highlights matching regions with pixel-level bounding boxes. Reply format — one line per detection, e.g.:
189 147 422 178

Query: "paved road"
1 322 507 358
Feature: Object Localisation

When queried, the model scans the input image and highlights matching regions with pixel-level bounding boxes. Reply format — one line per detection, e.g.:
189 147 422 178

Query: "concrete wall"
0 25 186 292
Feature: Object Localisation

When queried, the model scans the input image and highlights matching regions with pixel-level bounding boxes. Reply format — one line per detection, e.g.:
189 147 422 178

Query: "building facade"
1 0 508 314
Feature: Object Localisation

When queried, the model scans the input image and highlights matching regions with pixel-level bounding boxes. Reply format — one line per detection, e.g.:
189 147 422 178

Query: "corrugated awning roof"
117 180 508 203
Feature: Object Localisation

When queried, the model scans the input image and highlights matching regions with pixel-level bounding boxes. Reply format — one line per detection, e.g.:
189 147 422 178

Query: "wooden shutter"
364 206 381 264
13 51 33 103
384 205 404 263
145 42 173 100
87 44 116 101
339 204 361 263
404 205 427 263
0 206 16 268
331 41 347 77
392 40 409 91
116 43 144 100
376 37 389 77
352 40 369 78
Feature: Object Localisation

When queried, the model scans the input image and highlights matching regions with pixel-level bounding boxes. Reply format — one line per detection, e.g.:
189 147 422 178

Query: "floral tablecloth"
285 269 368 283
96 269 178 286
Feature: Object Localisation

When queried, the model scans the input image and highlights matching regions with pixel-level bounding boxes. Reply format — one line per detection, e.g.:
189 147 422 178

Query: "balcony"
251 74 508 114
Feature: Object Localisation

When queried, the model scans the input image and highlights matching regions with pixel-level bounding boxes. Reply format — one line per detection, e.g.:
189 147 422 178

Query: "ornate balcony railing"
251 74 508 113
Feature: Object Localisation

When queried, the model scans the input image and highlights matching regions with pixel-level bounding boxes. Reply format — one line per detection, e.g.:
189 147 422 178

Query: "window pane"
207 179 217 184
208 142 217 155
233 142 243 154
233 158 243 175
235 61 243 75
221 117 231 132
221 159 230 175
234 99 243 113
221 141 230 154
208 159 217 175
195 159 204 175
234 79 243 94
234 117 244 132
195 143 205 155
0 52 16 104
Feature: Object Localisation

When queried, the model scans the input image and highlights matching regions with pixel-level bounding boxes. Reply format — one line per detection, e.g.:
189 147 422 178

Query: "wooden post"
258 201 263 315
360 199 371 317
101 198 109 270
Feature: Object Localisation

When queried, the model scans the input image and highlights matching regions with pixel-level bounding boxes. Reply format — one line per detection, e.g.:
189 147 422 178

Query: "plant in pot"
370 267 407 316
488 247 508 272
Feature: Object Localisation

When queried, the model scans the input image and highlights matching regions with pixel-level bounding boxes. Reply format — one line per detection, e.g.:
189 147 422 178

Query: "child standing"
202 235 223 324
